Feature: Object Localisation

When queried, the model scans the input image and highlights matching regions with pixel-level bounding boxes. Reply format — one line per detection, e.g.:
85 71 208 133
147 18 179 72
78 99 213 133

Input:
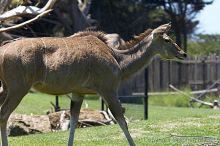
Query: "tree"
0 0 93 41
90 0 159 39
0 0 214 51
144 0 213 52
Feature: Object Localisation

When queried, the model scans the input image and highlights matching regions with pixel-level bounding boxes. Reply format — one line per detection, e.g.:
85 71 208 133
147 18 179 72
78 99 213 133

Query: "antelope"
0 23 186 146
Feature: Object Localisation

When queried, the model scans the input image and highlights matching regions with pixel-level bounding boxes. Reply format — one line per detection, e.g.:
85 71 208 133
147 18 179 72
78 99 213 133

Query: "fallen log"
8 108 115 136
8 114 51 136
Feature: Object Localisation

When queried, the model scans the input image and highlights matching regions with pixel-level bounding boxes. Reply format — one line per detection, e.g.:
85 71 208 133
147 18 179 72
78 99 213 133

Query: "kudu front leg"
100 92 136 146
68 96 83 146
0 83 8 146
0 122 8 146
0 85 30 146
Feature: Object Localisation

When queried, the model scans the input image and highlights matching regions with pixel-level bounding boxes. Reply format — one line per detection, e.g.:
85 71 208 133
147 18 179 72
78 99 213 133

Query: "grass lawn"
7 92 220 146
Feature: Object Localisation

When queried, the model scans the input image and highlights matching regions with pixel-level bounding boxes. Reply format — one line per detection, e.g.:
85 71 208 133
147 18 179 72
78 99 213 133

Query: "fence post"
55 95 60 112
202 59 207 89
144 68 149 120
178 61 182 88
101 98 105 111
168 61 171 90
159 60 163 90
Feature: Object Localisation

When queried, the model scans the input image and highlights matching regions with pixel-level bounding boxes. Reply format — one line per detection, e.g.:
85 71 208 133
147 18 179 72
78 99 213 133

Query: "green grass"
7 92 220 146
15 92 101 115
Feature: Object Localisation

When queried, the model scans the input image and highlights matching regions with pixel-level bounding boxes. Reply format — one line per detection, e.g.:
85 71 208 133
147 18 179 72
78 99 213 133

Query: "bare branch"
78 0 92 16
0 9 52 33
169 84 213 107
0 0 58 21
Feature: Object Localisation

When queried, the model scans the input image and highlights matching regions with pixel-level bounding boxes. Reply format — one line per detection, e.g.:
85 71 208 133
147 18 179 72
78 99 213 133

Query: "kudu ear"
152 22 171 34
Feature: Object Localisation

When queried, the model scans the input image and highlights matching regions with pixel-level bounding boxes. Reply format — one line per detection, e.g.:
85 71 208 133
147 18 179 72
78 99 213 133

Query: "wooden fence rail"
118 55 220 95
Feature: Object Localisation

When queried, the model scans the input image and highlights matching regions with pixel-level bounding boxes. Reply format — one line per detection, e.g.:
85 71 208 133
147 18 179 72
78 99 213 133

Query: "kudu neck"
119 34 160 81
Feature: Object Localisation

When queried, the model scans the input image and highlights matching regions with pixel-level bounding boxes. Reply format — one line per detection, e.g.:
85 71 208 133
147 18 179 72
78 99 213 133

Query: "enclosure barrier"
118 55 220 94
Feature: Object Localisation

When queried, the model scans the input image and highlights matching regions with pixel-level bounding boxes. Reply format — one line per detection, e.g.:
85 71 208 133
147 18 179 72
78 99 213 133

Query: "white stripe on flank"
61 38 72 83
30 38 36 80
62 38 69 50
40 38 48 83
20 38 27 83
40 38 47 48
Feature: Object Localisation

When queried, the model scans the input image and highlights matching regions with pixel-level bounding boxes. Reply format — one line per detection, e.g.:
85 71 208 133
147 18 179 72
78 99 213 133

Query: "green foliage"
188 34 220 55
149 94 189 107
147 8 169 27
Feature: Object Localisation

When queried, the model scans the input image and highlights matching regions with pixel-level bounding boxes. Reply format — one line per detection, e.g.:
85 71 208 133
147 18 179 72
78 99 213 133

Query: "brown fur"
70 31 108 43
0 35 119 95
70 29 153 52
70 31 125 51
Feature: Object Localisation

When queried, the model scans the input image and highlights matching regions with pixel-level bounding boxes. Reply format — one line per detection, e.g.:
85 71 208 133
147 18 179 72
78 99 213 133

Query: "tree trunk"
172 18 182 48
182 23 187 52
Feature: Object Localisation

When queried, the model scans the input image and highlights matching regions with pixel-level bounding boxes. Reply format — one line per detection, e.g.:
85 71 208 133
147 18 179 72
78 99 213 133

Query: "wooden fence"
118 55 220 95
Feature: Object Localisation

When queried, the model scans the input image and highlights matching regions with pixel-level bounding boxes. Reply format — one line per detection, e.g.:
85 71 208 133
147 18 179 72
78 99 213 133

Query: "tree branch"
169 84 213 107
0 9 52 33
0 0 58 21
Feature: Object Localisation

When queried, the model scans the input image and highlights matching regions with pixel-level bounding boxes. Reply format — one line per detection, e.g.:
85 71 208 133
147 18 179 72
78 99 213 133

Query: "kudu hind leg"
100 92 136 146
68 97 83 146
0 85 30 146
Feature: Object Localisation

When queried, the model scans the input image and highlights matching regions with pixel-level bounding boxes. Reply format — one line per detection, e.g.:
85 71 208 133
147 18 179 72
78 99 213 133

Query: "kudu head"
152 23 187 60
